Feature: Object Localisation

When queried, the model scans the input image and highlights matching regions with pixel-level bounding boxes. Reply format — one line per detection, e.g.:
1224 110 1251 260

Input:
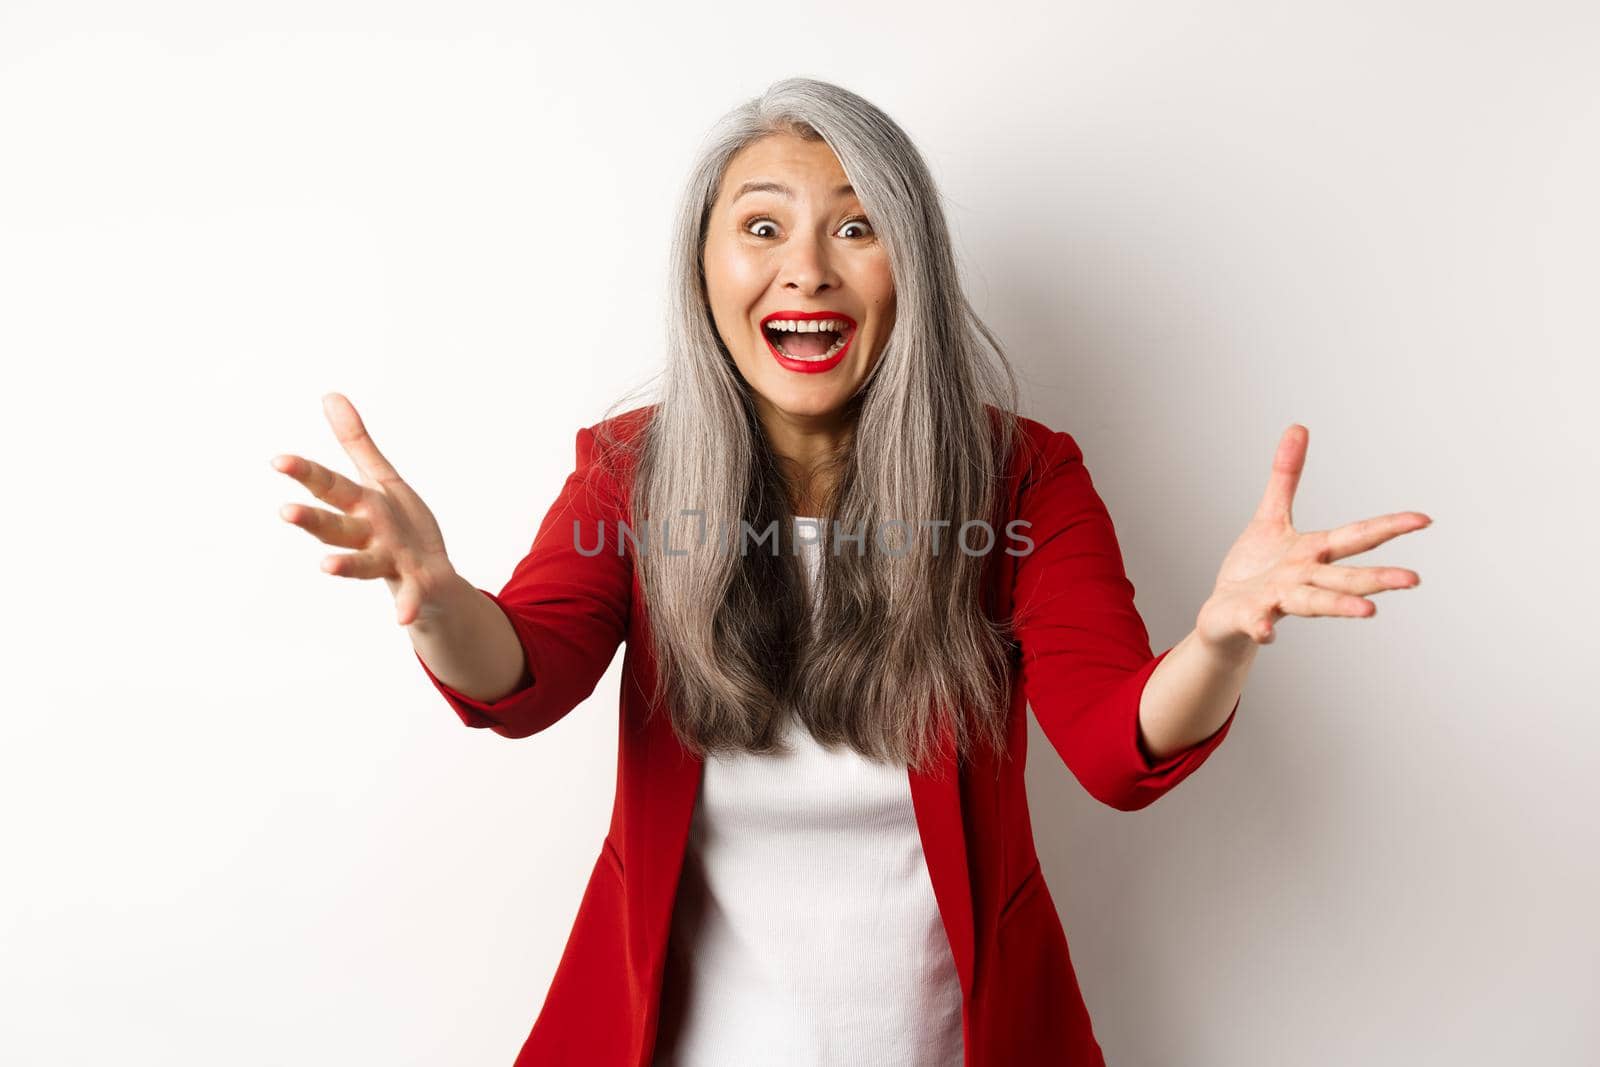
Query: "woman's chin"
757 381 857 422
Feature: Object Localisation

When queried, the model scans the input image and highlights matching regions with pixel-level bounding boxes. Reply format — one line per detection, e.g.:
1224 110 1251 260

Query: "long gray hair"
596 77 1024 774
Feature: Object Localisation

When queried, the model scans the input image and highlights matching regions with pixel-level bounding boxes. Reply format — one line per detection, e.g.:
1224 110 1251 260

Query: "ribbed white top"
651 518 964 1067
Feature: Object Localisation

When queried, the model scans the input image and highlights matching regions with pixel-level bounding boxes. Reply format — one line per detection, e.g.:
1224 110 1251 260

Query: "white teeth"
762 317 852 363
765 318 848 332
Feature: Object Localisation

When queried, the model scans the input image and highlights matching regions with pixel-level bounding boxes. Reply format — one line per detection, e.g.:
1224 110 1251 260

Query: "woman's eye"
839 217 874 239
746 218 778 238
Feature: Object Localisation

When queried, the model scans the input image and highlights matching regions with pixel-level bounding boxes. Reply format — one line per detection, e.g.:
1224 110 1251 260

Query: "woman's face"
702 132 896 432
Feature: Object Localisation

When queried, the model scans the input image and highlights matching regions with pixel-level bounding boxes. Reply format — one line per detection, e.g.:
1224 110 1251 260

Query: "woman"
272 78 1429 1066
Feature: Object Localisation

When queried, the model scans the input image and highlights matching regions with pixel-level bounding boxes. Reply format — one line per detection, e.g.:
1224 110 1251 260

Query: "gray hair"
596 77 1024 773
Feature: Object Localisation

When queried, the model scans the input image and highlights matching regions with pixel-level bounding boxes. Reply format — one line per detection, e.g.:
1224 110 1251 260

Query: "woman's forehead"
719 135 853 201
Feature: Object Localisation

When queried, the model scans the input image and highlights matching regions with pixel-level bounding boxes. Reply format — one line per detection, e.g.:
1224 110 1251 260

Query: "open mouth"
760 315 856 367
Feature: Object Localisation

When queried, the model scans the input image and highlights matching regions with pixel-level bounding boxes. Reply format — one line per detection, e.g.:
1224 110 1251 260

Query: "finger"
323 393 402 485
279 502 374 549
270 453 367 513
319 549 395 580
1316 511 1432 562
1253 424 1309 526
1277 581 1376 619
1298 561 1420 597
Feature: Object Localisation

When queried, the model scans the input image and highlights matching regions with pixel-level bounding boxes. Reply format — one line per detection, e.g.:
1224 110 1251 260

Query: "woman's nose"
779 234 840 293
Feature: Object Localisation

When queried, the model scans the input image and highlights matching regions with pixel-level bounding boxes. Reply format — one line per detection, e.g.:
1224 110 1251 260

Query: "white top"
651 518 964 1067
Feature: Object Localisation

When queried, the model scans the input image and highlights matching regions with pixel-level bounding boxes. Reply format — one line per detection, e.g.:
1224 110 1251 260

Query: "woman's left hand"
1195 424 1431 652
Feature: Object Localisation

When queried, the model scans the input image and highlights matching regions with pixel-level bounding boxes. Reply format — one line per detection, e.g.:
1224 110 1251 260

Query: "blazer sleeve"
414 425 632 740
1012 429 1237 811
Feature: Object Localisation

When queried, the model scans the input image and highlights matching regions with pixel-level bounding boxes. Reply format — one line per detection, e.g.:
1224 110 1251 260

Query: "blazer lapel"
632 698 704 983
907 745 976 1001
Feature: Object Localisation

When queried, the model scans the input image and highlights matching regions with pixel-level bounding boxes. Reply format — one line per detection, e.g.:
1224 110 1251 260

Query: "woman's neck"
755 398 855 517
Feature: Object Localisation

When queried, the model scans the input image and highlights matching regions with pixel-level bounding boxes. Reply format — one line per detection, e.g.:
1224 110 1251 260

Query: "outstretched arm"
1013 429 1236 812
414 424 633 739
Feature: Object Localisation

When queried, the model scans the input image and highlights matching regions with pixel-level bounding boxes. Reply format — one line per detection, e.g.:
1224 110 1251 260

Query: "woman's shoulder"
588 403 657 454
576 403 658 488
984 405 1085 489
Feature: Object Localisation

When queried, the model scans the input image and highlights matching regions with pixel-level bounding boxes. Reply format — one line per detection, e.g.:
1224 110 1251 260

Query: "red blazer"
415 406 1237 1066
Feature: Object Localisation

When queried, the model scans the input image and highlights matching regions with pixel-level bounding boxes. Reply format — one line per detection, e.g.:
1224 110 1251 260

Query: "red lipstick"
759 309 857 375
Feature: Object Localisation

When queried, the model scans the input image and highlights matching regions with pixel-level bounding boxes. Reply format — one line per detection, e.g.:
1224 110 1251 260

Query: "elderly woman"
273 78 1428 1067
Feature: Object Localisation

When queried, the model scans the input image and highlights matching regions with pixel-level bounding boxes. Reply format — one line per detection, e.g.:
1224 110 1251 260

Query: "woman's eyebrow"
733 180 856 203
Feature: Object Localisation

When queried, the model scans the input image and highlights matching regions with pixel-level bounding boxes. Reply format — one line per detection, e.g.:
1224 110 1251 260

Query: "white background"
3 2 1595 1064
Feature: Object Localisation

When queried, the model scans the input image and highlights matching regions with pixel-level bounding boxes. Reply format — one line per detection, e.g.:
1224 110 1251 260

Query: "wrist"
408 567 477 634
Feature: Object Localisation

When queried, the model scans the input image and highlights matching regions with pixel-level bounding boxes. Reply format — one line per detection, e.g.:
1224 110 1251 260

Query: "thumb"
390 576 420 628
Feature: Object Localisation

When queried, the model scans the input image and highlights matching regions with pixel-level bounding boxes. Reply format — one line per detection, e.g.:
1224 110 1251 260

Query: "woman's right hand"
272 392 459 627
